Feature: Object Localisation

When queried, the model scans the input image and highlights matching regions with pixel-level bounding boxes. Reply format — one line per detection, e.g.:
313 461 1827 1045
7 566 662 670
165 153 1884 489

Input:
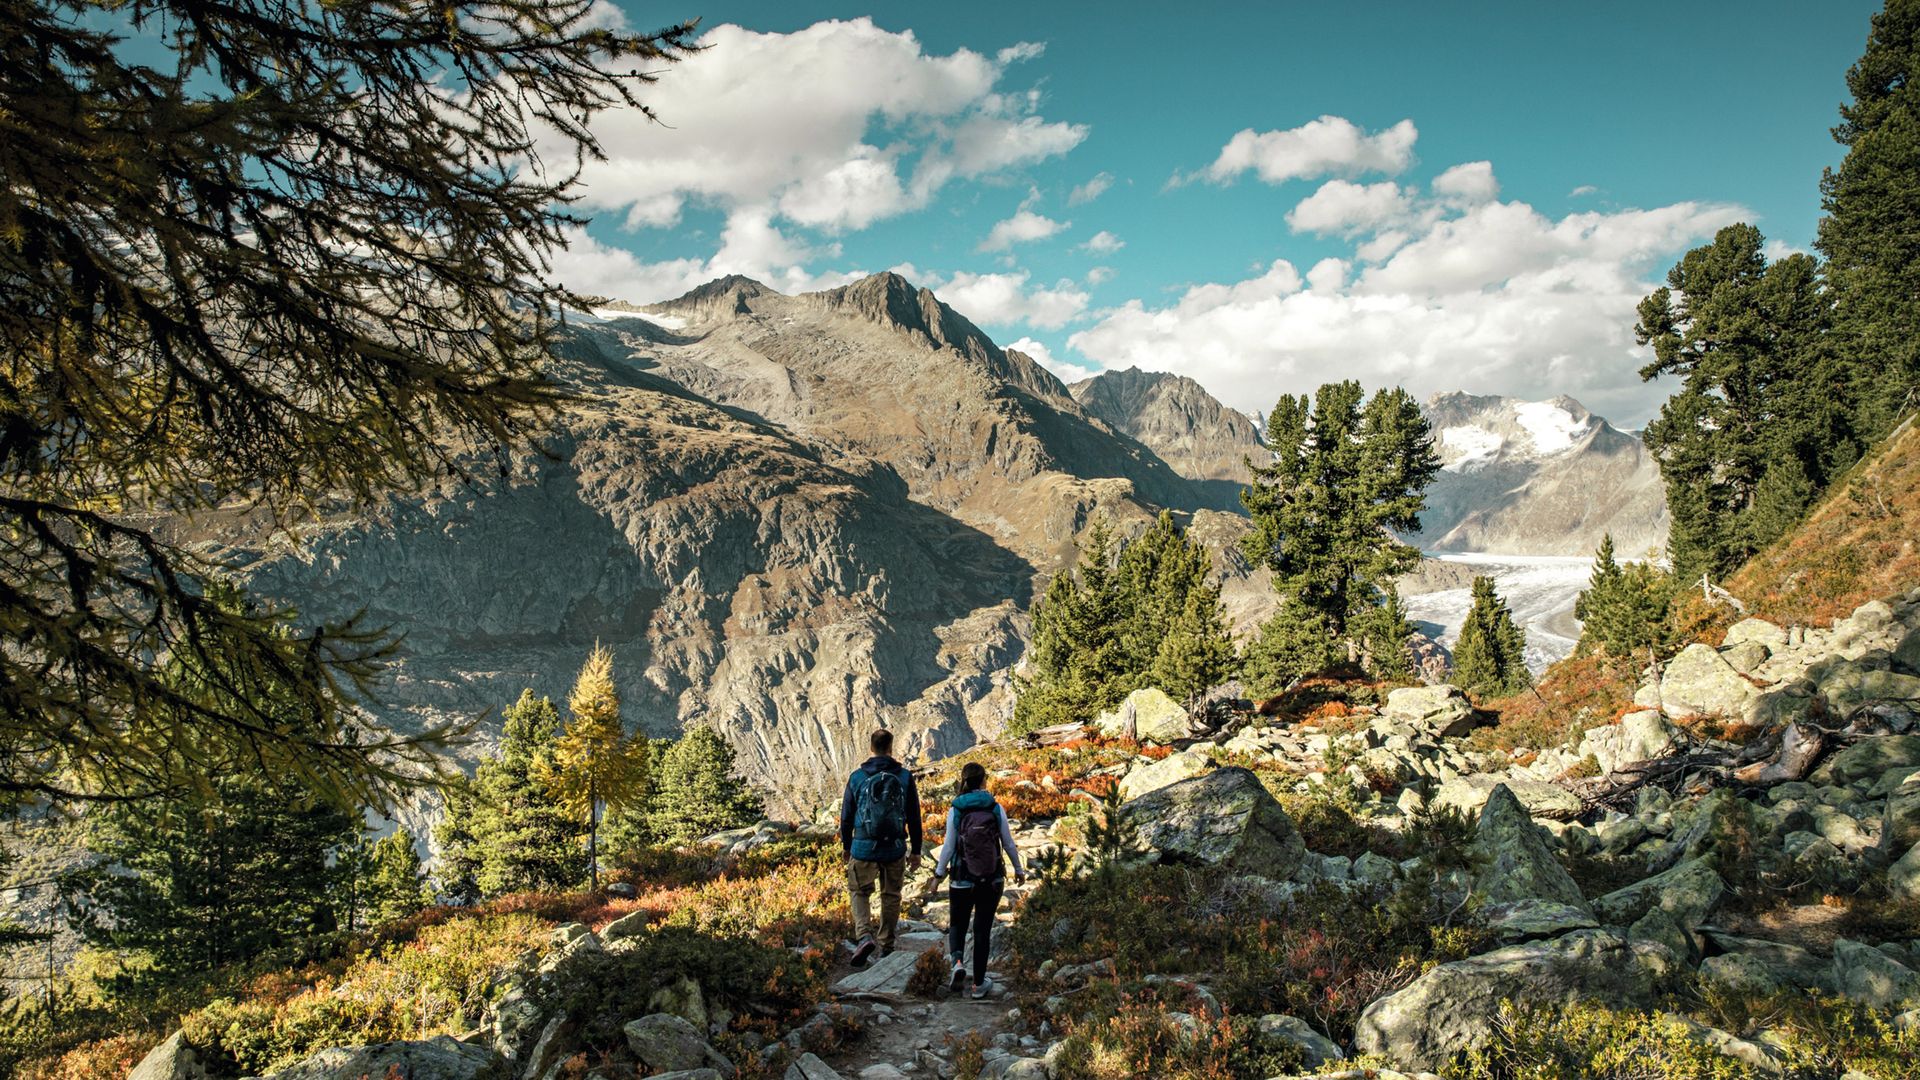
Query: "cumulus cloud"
1286 180 1412 235
1192 116 1417 186
937 270 1090 329
979 209 1069 251
1069 171 1114 205
551 225 863 304
1066 194 1745 426
1432 161 1499 203
549 19 1086 234
1086 266 1114 285
1008 336 1097 383
1570 184 1600 198
1081 230 1125 253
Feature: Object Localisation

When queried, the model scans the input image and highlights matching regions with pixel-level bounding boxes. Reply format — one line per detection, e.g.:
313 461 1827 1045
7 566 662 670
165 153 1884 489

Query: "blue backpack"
852 767 908 859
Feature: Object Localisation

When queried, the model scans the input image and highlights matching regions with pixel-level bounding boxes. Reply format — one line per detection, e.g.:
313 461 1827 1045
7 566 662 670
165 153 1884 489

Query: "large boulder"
624 1014 733 1075
1578 711 1680 776
258 1037 501 1080
1254 1014 1343 1070
1817 661 1920 718
1482 899 1599 946
1592 857 1727 931
129 1032 205 1080
1471 785 1589 911
1813 736 1920 787
1352 930 1670 1070
1660 644 1760 722
1723 618 1788 652
1383 685 1476 737
1124 767 1306 879
1833 939 1920 1010
1432 774 1584 820
1094 688 1194 744
1889 840 1920 901
1117 751 1212 801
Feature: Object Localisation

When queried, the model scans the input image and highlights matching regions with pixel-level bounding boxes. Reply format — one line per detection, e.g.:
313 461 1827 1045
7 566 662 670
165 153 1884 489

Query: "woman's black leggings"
947 878 1005 984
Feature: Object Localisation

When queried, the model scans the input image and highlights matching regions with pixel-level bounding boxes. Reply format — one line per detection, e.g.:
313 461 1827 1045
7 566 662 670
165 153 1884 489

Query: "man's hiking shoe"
879 946 894 959
949 961 967 992
849 938 877 969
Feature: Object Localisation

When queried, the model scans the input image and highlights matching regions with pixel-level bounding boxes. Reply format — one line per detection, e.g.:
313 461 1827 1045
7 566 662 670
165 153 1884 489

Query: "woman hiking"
931 762 1026 998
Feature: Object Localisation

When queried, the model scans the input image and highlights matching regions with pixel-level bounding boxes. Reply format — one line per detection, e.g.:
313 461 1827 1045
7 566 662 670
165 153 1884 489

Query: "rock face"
1123 767 1305 878
1353 931 1671 1069
1067 366 1261 504
1408 392 1668 557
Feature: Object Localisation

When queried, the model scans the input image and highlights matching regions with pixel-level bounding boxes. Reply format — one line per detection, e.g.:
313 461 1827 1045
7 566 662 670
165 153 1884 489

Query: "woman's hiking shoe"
849 938 877 969
949 960 967 992
968 980 991 1000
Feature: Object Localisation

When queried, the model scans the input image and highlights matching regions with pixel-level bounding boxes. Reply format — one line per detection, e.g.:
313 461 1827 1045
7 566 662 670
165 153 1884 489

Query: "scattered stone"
1832 939 1920 1010
624 1014 732 1075
1592 857 1726 931
1660 644 1762 722
785 1053 845 1080
1124 767 1306 880
1482 899 1600 945
1884 773 1920 856
1579 711 1680 775
1810 735 1920 787
1433 774 1583 820
257 1037 500 1080
1383 685 1477 737
650 974 709 1030
1255 1014 1344 1069
1890 840 1920 900
833 947 924 999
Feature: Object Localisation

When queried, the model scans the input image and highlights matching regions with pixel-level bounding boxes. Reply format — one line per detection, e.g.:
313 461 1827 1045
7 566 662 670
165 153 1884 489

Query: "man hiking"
840 728 922 968
931 762 1025 998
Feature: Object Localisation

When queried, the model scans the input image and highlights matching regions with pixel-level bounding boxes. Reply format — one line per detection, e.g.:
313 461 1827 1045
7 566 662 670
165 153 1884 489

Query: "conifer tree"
1241 381 1440 653
1819 0 1920 435
362 831 430 927
645 726 766 847
540 647 649 890
1240 597 1336 700
435 690 586 902
1450 577 1530 699
1356 583 1415 680
1573 536 1676 661
1013 519 1128 733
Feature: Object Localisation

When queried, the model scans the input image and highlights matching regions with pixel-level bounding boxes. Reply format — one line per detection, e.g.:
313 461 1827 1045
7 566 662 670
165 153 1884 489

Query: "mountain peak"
649 275 778 321
809 272 1005 368
1069 366 1261 487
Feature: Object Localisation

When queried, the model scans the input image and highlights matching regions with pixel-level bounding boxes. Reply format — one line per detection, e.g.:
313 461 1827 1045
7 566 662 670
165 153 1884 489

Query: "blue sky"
556 1 1884 426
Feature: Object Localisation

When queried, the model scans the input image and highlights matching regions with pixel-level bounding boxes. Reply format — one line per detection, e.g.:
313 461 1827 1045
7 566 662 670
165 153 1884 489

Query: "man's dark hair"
870 729 894 756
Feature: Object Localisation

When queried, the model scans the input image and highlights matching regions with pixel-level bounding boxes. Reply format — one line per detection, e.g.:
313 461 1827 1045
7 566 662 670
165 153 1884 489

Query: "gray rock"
1353 851 1399 887
1660 644 1761 722
1117 751 1213 802
489 985 547 1066
1818 663 1920 718
1627 907 1695 965
257 1037 500 1080
1472 785 1589 911
1482 899 1600 945
1833 939 1920 1010
1255 1014 1344 1069
625 1014 732 1075
1721 640 1771 675
1723 618 1789 652
1124 767 1306 880
1885 773 1920 856
784 1054 844 1080
1383 685 1477 737
650 1071 724 1080
1664 1015 1785 1076
1579 711 1680 775
649 974 709 1029
1699 932 1832 992
1699 952 1785 995
1352 931 1670 1070
833 947 925 998
602 908 651 940
129 1032 206 1080
1592 857 1726 931
1094 688 1193 744
1810 735 1920 787
1432 775 1583 820
1889 840 1920 901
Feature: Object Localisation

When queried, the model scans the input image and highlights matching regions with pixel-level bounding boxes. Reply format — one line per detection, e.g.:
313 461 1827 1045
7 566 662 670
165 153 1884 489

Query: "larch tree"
0 0 698 810
1241 381 1439 671
1450 577 1530 700
1819 0 1920 435
541 646 648 891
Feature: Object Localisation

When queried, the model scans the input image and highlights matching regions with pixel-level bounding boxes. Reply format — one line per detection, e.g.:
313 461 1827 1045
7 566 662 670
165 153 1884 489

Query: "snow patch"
1513 401 1589 455
583 307 686 330
1440 425 1504 472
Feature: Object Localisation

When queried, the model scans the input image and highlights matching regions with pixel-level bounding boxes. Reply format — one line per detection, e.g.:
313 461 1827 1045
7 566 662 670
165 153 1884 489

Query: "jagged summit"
646 274 776 322
1069 366 1262 488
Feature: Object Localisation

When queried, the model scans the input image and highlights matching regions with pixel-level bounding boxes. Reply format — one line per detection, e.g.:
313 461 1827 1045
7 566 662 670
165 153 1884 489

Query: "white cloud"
1068 172 1114 205
1081 230 1125 253
1086 266 1114 285
550 19 1086 236
979 209 1069 251
996 41 1046 64
551 221 864 305
1764 238 1810 261
1433 161 1499 203
1286 180 1411 235
1008 336 1097 383
1065 195 1745 426
937 271 1089 329
1194 116 1417 186
1570 184 1599 198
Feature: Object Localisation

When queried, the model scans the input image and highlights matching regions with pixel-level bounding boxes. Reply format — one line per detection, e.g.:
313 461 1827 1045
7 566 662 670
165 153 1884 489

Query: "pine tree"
72 778 354 979
1013 519 1129 734
1635 225 1855 580
540 647 649 890
1819 0 1920 435
0 0 698 810
1451 577 1530 699
1241 381 1440 653
1356 583 1415 680
363 831 430 927
1574 536 1676 661
434 690 586 902
1240 597 1336 700
645 726 767 847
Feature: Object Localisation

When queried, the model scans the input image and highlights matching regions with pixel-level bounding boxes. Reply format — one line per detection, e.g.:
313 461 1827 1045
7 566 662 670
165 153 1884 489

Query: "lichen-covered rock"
1482 899 1599 945
1094 688 1193 744
1117 751 1212 802
1592 857 1726 931
1124 767 1306 879
1883 773 1920 856
1383 684 1476 737
1471 785 1589 911
1810 735 1920 787
1889 840 1920 901
1833 939 1920 1010
1433 774 1583 820
1352 931 1669 1070
1816 661 1920 718
624 1014 732 1075
1254 1014 1344 1069
128 1032 205 1080
1578 711 1680 776
1724 618 1788 652
257 1037 501 1080
1660 643 1760 722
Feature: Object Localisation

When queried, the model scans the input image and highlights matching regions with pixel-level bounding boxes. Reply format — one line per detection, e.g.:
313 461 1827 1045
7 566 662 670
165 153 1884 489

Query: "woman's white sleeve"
997 805 1023 875
933 807 960 876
